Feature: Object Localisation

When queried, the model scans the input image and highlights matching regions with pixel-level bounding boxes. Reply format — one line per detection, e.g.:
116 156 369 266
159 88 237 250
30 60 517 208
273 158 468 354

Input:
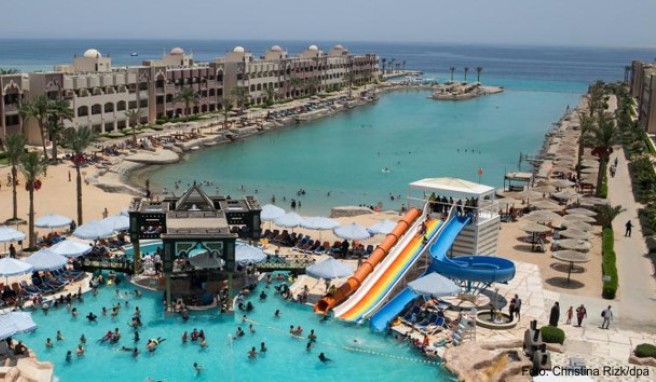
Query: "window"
77 106 89 117
5 115 19 126
117 101 127 111
104 102 114 113
139 99 148 108
91 104 102 115
129 101 137 109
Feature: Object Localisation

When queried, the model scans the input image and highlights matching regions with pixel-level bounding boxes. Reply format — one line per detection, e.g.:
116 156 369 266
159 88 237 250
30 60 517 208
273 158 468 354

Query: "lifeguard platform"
408 177 500 257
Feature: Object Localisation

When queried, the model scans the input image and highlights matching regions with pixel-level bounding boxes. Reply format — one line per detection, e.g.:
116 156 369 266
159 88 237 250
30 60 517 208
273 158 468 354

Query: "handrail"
361 203 453 319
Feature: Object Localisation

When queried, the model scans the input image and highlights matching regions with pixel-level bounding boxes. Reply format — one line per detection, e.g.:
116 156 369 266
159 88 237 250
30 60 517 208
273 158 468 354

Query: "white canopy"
334 223 371 240
23 249 69 271
301 217 340 231
261 204 286 221
73 221 114 240
368 219 398 235
410 177 495 197
274 212 305 228
0 258 33 276
101 215 130 231
0 227 25 243
49 239 92 258
0 312 37 340
35 214 73 229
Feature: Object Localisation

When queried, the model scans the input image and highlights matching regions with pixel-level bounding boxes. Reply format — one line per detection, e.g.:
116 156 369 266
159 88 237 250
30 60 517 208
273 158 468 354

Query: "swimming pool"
122 240 163 259
17 275 454 381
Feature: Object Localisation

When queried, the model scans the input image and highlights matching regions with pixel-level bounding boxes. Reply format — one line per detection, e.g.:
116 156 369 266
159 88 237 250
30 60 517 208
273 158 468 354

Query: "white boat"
130 52 139 57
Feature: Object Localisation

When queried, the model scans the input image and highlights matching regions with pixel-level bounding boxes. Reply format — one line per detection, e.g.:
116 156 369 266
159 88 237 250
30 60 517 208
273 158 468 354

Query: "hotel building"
0 44 379 144
629 60 656 134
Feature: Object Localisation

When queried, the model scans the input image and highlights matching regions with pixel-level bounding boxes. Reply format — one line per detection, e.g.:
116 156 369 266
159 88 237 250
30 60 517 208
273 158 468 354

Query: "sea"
2 40 655 214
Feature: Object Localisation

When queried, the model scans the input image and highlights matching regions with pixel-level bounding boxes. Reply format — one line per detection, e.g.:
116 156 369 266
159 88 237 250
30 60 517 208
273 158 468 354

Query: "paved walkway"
608 147 656 331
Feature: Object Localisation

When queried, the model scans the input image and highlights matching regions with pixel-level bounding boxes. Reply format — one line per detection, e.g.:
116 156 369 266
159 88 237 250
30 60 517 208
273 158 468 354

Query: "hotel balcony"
3 104 19 113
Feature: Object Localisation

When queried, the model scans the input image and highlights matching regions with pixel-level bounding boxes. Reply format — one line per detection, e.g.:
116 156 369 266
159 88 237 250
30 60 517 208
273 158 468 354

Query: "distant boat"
130 52 139 57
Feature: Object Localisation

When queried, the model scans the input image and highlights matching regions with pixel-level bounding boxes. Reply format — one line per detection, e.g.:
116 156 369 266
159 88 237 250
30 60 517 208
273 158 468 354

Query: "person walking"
509 297 516 321
601 306 613 329
8 244 16 259
575 304 587 327
625 220 632 237
565 306 573 325
548 302 560 327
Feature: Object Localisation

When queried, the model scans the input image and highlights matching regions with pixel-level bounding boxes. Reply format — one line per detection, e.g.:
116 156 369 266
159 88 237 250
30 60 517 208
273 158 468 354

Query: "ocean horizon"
3 40 654 214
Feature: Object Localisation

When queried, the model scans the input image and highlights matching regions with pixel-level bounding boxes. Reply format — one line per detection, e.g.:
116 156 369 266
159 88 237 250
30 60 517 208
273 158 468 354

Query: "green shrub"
628 156 656 203
540 326 565 344
602 228 618 299
635 343 656 358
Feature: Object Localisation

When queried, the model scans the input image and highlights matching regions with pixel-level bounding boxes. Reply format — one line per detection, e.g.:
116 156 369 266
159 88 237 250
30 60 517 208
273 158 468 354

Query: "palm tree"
125 109 141 145
591 111 617 197
221 97 233 130
231 87 250 108
288 76 304 98
305 77 320 96
381 58 387 75
62 127 95 225
0 68 19 75
19 151 47 249
476 67 483 83
596 204 626 229
389 58 396 73
449 67 455 83
576 112 595 180
3 133 26 222
173 87 199 116
19 95 50 160
264 86 276 107
47 98 73 162
463 67 470 82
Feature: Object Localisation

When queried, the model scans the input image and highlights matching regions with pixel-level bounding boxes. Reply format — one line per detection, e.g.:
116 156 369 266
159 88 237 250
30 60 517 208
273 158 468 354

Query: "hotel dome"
333 44 345 50
308 45 319 51
233 46 245 53
270 45 283 52
83 49 102 58
170 47 185 55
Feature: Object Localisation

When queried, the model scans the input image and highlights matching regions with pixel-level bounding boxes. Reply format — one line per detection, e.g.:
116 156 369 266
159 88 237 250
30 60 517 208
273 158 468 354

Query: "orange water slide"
313 207 421 314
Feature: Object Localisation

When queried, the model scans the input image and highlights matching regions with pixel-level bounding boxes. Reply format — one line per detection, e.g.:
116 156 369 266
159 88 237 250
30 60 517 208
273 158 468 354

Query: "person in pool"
193 362 202 373
318 352 331 363
274 309 281 318
306 341 313 352
86 312 97 322
308 330 317 342
181 331 188 343
65 350 72 363
79 334 86 344
260 342 267 353
235 327 245 337
76 345 85 356
248 347 258 359
45 338 53 348
259 290 267 301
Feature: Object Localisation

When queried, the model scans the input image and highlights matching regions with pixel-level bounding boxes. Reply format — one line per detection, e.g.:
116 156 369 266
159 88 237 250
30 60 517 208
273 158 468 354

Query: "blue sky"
2 0 654 47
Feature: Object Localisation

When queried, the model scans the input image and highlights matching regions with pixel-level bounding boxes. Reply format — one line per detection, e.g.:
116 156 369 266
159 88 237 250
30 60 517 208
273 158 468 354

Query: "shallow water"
18 278 450 382
146 84 581 214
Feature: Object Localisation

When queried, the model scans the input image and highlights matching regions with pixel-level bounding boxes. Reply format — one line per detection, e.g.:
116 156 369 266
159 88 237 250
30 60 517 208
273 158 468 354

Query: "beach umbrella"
566 208 597 217
188 252 225 270
0 227 25 243
524 210 562 222
274 212 305 228
0 312 37 340
520 222 551 233
235 243 266 265
578 197 609 206
305 258 353 279
552 250 590 283
564 214 596 223
368 219 398 235
101 215 130 231
549 179 575 188
530 200 561 210
35 214 73 229
301 217 340 231
49 239 92 258
23 249 68 271
559 229 592 240
555 239 592 251
516 190 543 200
261 204 286 221
333 223 371 241
0 258 33 277
532 185 556 194
552 189 580 201
407 272 461 297
73 221 114 240
560 220 593 232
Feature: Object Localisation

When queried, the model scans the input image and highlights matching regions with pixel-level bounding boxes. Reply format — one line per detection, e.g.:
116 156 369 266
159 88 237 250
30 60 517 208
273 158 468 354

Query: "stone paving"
475 261 656 367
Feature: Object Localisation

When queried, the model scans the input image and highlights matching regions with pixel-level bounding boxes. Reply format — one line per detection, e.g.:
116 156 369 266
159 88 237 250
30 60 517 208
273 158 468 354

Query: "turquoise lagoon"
146 77 583 214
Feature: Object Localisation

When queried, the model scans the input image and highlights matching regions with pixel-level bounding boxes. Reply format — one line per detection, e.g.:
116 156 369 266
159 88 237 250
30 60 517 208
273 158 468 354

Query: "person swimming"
274 309 281 318
308 330 317 342
248 347 258 359
181 331 188 343
260 342 267 353
86 312 97 322
65 350 72 363
235 327 245 337
45 338 53 348
193 362 202 373
76 345 85 356
306 341 313 351
318 352 331 363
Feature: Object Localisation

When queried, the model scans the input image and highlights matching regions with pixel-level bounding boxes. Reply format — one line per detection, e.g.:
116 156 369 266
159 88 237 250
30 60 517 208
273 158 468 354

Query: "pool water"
122 240 163 259
17 276 453 381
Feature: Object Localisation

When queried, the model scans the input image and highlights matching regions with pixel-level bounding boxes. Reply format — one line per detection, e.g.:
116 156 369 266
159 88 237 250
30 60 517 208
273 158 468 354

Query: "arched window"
104 102 114 113
77 106 89 117
117 101 127 111
91 104 102 115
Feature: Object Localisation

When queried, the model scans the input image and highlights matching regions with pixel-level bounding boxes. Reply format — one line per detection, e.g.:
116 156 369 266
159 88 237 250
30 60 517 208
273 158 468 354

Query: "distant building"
0 44 379 144
629 60 656 134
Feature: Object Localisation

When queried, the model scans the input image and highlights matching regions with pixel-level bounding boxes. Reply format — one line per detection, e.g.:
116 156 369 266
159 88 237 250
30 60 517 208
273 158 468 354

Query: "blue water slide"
428 216 516 284
370 287 418 331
